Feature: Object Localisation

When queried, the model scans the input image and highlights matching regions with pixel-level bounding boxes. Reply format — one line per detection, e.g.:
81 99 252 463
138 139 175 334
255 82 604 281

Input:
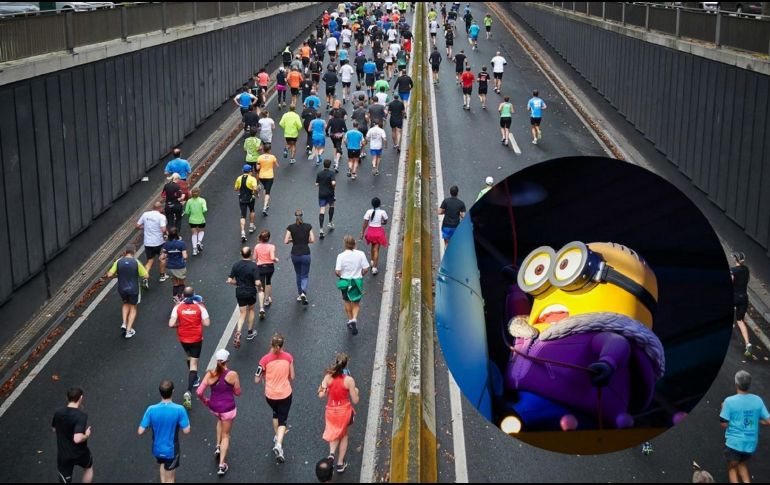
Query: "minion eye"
517 247 556 295
554 248 584 282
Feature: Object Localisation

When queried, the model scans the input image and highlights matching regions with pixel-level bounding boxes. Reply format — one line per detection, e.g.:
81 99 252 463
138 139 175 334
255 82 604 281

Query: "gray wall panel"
746 81 767 241
0 140 13 302
83 64 103 217
125 54 140 186
59 71 83 237
71 68 93 227
45 77 70 249
30 78 58 258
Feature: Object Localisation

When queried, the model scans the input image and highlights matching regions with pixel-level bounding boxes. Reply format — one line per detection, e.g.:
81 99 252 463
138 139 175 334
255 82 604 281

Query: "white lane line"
206 305 241 371
427 16 469 485
360 10 417 484
508 133 522 155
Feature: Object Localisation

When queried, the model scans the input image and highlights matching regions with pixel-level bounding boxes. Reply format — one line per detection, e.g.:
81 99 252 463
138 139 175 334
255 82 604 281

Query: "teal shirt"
721 393 770 453
184 197 207 225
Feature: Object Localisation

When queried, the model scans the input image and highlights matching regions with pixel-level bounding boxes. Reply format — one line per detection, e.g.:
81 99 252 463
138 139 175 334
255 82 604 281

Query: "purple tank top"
208 369 236 413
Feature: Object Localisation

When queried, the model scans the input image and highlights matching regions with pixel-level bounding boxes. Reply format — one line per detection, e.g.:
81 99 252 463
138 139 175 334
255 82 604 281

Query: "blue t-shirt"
339 49 348 62
140 401 189 459
346 130 364 150
364 61 377 74
469 24 480 38
238 92 252 109
310 119 326 139
304 95 321 110
164 158 191 180
329 19 337 32
332 31 341 42
528 97 546 118
721 394 770 453
383 21 392 31
163 240 187 270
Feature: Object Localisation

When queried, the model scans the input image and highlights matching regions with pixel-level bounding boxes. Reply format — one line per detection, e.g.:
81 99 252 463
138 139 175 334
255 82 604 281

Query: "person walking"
160 228 188 304
257 144 279 217
720 370 770 483
138 380 191 484
335 235 370 336
476 176 494 202
227 246 260 349
168 286 210 410
162 174 186 232
527 89 547 144
234 165 259 242
498 96 514 146
52 387 94 484
361 197 388 276
285 209 316 305
136 202 168 289
184 188 207 257
439 185 466 247
279 105 304 165
254 230 279 319
316 159 337 240
106 244 148 339
318 353 360 474
196 349 241 476
731 252 753 357
255 334 295 464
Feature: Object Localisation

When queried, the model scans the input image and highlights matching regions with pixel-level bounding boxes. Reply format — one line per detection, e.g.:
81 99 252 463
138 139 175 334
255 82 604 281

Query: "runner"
183 188 207 257
233 165 258 242
136 202 167 289
162 173 186 232
227 246 260 348
300 73 314 105
477 65 490 109
444 22 455 60
326 32 339 63
168 286 210 410
386 41 400 80
326 103 348 171
137 380 191 485
439 185 466 247
363 57 377 98
254 230 279 319
196 349 240 476
285 209 316 305
314 157 338 239
318 353 360 473
468 19 480 51
387 93 406 150
351 84 368 105
233 87 257 121
304 89 322 111
527 89 547 145
490 51 507 94
276 68 288 108
243 105 260 135
365 120 387 177
361 197 388 275
343 121 365 179
351 102 369 159
281 44 293 69
310 53 324 91
374 53 387 81
454 49 467 84
476 176 494 201
301 102 318 158
255 334 295 464
354 52 367 84
460 66 475 110
374 85 389 106
257 111 275 147
257 144 278 217
731 252 753 357
106 244 148 339
160 227 188 304
339 61 356 104
300 41 312 71
484 12 493 39
257 68 270 107
335 235 370 336
278 105 303 165
52 387 94 484
429 46 442 85
163 149 192 183
287 67 304 108
322 64 339 110
463 8 473 34
310 112 327 166
498 95 514 146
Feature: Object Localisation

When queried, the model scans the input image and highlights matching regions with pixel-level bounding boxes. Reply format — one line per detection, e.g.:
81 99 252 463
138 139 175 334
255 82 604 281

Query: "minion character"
503 242 665 431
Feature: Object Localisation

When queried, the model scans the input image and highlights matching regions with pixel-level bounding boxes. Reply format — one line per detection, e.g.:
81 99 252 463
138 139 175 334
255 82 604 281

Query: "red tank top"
327 374 350 407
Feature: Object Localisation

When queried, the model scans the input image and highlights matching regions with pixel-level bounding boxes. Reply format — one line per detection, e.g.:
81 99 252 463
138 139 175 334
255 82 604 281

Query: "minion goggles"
517 242 657 316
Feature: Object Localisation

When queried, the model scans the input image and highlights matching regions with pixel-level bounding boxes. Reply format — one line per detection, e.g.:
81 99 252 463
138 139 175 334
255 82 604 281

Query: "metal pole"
715 10 722 47
235 1 240 16
572 2 576 12
217 2 221 19
65 10 74 52
192 2 197 25
622 2 626 24
586 2 589 14
120 5 128 40
675 7 681 37
161 2 167 33
645 4 650 30
602 2 606 20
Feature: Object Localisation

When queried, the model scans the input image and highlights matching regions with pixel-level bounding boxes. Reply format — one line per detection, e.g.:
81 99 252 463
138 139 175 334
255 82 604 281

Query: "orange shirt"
287 70 303 89
259 351 293 400
300 45 311 58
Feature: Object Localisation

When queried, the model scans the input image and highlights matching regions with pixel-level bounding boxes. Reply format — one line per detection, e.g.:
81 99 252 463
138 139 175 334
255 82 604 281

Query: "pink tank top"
254 243 275 265
327 374 350 407
209 370 236 413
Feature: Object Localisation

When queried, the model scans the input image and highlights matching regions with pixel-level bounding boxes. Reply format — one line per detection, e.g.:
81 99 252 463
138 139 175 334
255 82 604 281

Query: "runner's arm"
168 306 179 328
347 376 361 404
106 260 118 278
284 230 293 245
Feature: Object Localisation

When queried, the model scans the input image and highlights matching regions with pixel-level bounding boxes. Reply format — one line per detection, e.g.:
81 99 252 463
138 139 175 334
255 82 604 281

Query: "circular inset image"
436 157 733 454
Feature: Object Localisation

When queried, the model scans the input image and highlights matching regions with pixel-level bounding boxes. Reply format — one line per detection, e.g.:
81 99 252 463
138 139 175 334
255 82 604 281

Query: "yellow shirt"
234 174 258 191
257 154 278 179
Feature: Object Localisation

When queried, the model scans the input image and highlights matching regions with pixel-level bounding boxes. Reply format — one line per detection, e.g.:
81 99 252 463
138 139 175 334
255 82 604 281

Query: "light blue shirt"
140 401 189 459
164 158 191 180
346 130 364 150
310 118 326 139
339 49 349 62
528 97 546 118
721 394 770 453
238 92 252 109
364 61 377 74
469 24 480 38
304 95 321 109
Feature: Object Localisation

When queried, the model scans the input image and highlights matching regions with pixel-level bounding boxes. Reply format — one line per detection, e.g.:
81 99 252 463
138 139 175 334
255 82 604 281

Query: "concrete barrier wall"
510 3 770 257
0 4 322 304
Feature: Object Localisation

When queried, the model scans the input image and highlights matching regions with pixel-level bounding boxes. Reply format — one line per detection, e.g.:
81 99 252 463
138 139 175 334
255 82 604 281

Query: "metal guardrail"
389 3 438 483
544 2 770 56
0 2 285 63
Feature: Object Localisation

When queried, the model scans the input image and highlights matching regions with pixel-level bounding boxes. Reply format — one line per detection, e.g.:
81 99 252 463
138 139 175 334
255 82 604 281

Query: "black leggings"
165 205 183 231
277 89 287 104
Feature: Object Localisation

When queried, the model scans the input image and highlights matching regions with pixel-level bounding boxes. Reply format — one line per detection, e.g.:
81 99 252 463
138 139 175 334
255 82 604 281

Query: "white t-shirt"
340 64 355 83
326 36 338 52
491 56 507 73
429 20 439 33
366 126 387 150
341 29 353 44
374 91 389 106
335 249 370 279
389 43 400 59
387 28 399 41
258 118 274 135
363 208 389 228
137 210 167 247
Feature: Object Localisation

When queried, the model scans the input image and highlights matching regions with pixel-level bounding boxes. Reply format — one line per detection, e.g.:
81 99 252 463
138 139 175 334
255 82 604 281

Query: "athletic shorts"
331 136 343 151
291 87 300 96
180 341 203 359
441 226 457 241
431 64 440 72
347 149 361 159
446 40 453 46
189 223 206 229
258 264 275 287
365 74 375 86
462 86 472 95
145 245 163 260
302 57 310 66
430 32 437 37
470 35 478 41
167 267 187 280
494 72 503 80
210 408 237 422
261 178 274 195
736 298 749 321
389 118 403 129
266 394 293 427
240 200 255 219
370 148 383 156
399 91 410 102
326 87 336 96
285 137 298 143
156 453 180 471
456 66 464 73
312 73 321 83
478 84 488 95
236 289 257 307
342 81 352 88
119 291 140 305
313 137 326 148
500 117 512 129
530 117 542 126
58 453 93 483
486 25 491 32
725 446 753 464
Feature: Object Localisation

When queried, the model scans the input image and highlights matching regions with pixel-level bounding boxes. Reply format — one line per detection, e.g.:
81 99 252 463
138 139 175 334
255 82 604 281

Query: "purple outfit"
208 370 236 414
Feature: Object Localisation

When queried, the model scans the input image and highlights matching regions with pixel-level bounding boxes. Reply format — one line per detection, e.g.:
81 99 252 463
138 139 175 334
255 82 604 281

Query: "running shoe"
347 320 359 336
532 139 537 145
249 224 257 233
347 169 352 178
233 331 242 349
745 343 753 358
290 158 296 165
320 229 325 239
352 173 357 180
192 249 199 257
183 391 192 410
217 463 229 476
296 295 303 303
193 376 201 388
537 130 543 140
265 297 272 307
142 278 149 290
300 293 308 305
241 232 247 242
159 273 169 282
374 168 379 176
334 163 339 173
259 308 266 320
283 147 288 159
273 444 285 464
372 267 379 275
247 329 257 341
125 328 136 339
197 243 203 253
336 460 349 473
361 152 367 158
262 209 269 217
215 445 221 460
328 221 335 230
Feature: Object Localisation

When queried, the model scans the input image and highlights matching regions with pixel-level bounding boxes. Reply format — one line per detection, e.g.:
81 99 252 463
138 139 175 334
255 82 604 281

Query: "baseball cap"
485 176 494 186
243 164 252 172
215 349 230 362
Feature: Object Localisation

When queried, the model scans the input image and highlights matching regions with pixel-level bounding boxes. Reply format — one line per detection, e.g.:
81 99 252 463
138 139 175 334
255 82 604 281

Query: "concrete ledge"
0 2 319 86
527 3 770 76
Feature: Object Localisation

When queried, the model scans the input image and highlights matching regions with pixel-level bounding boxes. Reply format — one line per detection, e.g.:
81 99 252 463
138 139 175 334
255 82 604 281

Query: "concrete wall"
0 3 322 304
511 3 770 256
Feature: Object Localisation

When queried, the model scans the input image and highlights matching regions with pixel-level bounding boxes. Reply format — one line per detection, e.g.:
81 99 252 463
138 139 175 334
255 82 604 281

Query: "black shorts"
156 453 180 471
302 57 310 67
365 74 375 86
291 87 299 96
261 178 274 195
494 72 503 80
58 453 93 483
326 87 336 96
312 73 321 83
389 118 403 129
455 66 464 74
119 291 140 305
446 40 454 46
239 200 255 219
342 82 351 88
530 117 542 126
145 245 163 260
332 136 343 151
266 394 293 427
189 223 206 229
486 25 491 32
500 117 512 129
258 264 274 287
236 289 257 307
725 446 753 464
462 86 472 95
285 137 298 144
181 341 203 359
348 148 361 159
430 32 437 37
431 64 440 72
478 84 488 95
736 298 749 321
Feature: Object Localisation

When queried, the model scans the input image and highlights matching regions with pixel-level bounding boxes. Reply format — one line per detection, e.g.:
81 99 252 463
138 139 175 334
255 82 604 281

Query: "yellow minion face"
517 242 658 333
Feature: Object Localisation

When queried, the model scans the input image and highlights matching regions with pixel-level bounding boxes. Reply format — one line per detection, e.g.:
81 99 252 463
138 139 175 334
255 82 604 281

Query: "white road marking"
508 133 522 155
427 16 469 485
206 305 241 370
360 10 417 484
